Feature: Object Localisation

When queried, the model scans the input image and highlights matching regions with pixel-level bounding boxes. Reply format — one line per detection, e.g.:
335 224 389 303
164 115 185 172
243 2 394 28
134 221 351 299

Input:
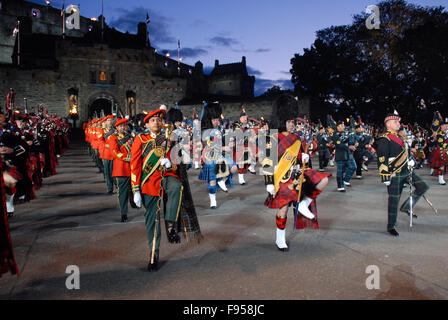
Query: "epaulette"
137 132 150 143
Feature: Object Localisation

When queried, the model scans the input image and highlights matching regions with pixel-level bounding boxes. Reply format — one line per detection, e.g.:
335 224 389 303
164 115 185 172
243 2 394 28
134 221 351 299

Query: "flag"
61 0 65 16
146 12 150 25
178 39 180 50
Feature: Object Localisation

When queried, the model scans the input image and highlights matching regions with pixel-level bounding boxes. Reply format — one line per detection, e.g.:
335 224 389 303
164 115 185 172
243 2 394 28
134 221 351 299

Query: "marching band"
2 90 447 275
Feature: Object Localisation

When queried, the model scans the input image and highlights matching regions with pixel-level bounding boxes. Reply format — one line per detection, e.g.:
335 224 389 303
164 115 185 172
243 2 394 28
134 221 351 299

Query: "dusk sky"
29 0 446 96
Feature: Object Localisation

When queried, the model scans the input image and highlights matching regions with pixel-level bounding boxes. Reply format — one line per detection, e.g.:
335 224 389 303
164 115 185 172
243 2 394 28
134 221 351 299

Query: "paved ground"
1 136 448 300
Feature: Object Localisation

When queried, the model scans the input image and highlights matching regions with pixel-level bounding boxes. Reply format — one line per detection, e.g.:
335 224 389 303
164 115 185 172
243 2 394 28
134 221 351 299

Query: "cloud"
254 78 294 96
255 48 270 53
161 47 209 59
210 36 239 47
109 7 176 44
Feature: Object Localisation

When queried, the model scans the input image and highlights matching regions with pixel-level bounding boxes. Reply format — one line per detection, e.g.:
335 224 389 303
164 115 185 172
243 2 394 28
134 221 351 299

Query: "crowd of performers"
80 94 447 270
1 89 71 278
2 90 447 275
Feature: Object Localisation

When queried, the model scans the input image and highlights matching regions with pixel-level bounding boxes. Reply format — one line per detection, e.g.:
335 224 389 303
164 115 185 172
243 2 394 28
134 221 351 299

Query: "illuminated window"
100 71 107 81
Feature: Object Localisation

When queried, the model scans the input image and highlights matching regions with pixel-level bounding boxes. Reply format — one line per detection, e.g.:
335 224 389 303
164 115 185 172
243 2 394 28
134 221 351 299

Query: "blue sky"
28 0 446 95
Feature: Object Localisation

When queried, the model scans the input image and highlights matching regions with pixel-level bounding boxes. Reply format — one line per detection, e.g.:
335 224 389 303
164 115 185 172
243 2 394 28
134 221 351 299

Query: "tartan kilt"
198 163 217 182
5 166 21 181
295 198 320 230
264 169 331 209
430 148 448 169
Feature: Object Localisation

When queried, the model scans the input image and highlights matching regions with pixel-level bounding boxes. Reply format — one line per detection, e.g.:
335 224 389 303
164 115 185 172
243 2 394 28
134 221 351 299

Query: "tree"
290 0 448 125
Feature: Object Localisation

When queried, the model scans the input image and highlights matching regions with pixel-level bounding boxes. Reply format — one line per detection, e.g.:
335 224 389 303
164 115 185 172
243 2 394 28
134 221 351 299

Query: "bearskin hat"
166 108 183 125
271 94 300 132
201 101 222 130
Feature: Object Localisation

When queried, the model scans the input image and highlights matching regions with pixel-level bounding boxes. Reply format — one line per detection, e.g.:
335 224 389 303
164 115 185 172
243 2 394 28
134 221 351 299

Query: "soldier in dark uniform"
353 125 374 179
328 117 357 192
316 122 331 172
377 112 430 237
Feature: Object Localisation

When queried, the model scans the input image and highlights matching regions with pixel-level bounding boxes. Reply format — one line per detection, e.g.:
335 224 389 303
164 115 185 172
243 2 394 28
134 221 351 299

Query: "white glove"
160 158 172 169
266 184 275 196
408 159 415 168
383 181 391 186
133 192 142 208
302 153 309 164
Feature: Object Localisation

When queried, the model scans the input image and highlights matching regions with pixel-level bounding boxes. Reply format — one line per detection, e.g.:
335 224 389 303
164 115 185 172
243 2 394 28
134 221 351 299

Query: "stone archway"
89 98 111 118
86 93 117 119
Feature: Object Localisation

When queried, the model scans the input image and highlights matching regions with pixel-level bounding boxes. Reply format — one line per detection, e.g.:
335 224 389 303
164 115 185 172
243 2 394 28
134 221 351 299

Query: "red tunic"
130 132 179 196
102 129 115 161
108 133 131 177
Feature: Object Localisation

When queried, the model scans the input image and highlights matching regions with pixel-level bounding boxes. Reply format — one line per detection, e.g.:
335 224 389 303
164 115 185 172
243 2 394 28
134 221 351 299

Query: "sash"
388 148 408 174
274 140 301 194
104 128 116 140
140 134 167 187
117 133 132 148
387 132 405 148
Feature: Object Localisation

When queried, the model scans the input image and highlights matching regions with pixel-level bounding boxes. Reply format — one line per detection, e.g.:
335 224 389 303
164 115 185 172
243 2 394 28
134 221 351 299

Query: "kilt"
264 168 330 209
430 148 448 169
5 166 21 181
198 163 217 182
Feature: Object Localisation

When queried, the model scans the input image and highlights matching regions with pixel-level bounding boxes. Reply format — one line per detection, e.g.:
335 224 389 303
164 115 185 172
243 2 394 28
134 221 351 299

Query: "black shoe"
388 228 399 237
147 250 159 272
108 190 114 195
121 215 128 222
277 246 289 252
7 212 13 218
167 228 181 244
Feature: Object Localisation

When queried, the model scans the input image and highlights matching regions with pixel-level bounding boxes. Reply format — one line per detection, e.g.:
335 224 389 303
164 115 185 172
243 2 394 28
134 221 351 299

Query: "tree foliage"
290 0 448 125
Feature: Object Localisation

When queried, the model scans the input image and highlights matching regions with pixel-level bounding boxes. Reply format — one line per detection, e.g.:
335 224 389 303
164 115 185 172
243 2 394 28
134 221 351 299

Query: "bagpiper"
263 94 330 251
430 113 448 185
199 102 238 208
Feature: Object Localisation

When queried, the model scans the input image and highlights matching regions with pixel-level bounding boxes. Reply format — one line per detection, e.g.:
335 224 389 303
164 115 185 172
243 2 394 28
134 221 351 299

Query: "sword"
423 195 438 214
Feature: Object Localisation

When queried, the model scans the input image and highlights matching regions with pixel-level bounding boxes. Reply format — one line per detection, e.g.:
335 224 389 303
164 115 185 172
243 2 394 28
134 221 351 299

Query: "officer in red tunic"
100 115 117 194
108 118 133 222
131 108 182 271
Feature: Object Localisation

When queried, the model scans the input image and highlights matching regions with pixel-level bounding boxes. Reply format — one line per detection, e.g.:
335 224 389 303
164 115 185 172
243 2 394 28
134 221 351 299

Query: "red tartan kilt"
431 149 448 168
5 166 22 181
264 169 331 209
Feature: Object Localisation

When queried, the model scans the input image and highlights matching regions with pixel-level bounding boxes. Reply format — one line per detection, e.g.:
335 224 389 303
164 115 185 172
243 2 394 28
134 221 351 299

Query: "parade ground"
1 134 447 300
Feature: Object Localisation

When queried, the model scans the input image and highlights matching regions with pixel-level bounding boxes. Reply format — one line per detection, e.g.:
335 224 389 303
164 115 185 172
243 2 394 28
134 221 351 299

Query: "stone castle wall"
0 41 188 123
0 0 91 64
178 97 310 122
